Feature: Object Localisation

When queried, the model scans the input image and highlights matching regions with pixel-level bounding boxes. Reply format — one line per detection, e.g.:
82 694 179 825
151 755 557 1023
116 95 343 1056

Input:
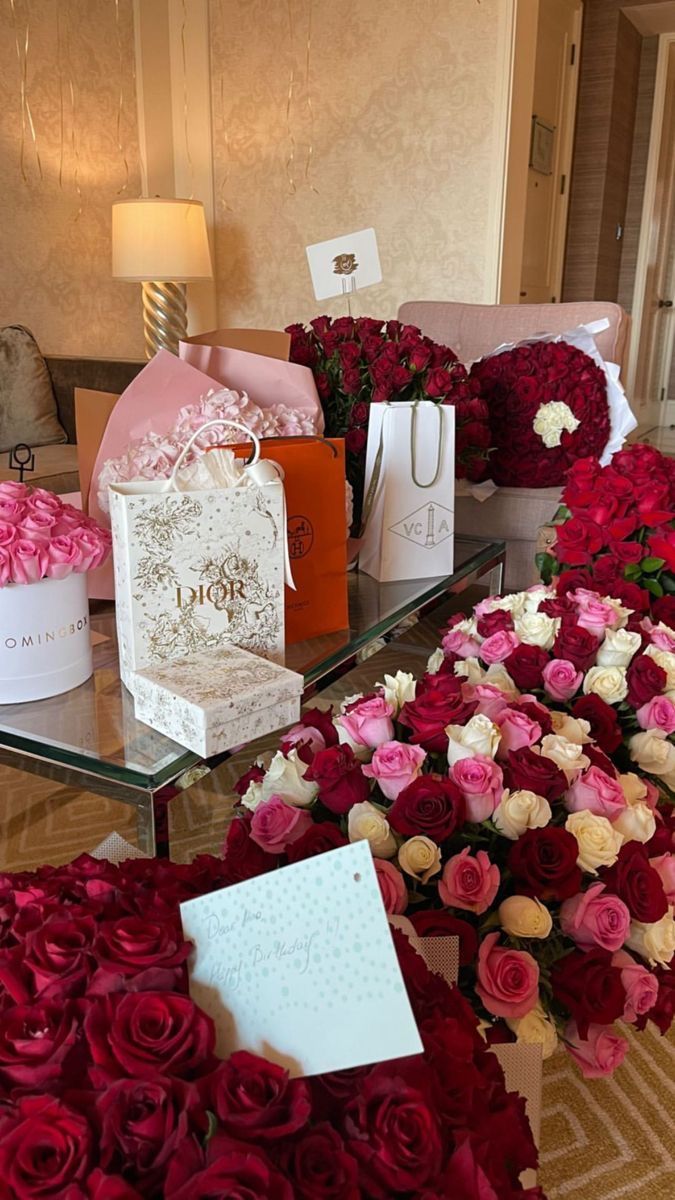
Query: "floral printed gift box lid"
132 645 303 758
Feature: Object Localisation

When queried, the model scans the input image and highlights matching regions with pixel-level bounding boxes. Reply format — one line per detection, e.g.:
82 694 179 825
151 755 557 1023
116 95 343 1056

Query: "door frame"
627 31 675 407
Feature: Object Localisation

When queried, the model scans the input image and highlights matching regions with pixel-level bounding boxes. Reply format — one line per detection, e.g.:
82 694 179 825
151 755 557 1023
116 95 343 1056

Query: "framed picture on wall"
530 116 555 175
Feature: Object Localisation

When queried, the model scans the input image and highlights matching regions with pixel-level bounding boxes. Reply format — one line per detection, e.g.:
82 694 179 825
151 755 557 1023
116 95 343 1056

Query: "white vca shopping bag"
359 402 455 583
109 421 286 690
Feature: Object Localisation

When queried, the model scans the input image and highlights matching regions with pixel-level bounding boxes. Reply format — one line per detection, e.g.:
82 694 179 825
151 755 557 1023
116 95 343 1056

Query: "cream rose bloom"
630 730 675 788
348 801 397 858
582 665 628 705
241 779 265 812
620 772 649 805
613 801 657 845
482 592 527 618
446 713 501 766
260 749 319 808
522 585 555 613
549 711 592 744
626 910 675 967
483 663 519 697
565 810 623 874
596 627 642 668
600 596 631 629
493 789 552 840
379 671 416 711
453 657 485 685
426 648 445 676
645 644 675 690
453 616 479 637
506 1002 558 1060
540 734 591 780
499 895 553 939
398 835 442 883
533 400 580 447
514 611 558 650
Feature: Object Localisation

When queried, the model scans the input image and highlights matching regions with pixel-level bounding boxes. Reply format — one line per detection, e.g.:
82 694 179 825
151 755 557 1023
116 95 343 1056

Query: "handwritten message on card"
180 840 422 1077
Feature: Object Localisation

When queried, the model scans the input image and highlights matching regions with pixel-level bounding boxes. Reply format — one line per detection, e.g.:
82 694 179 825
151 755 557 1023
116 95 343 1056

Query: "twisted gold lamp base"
141 280 187 358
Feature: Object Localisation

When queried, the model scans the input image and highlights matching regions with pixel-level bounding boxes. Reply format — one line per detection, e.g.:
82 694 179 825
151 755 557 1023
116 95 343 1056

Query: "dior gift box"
132 645 304 757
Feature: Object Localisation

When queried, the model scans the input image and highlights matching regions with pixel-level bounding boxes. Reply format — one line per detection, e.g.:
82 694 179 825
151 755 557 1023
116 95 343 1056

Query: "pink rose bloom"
9 539 47 584
281 724 327 758
442 628 481 659
374 859 408 914
25 489 63 517
612 950 659 1023
53 505 88 535
476 932 539 1019
480 629 521 664
0 481 30 501
0 521 18 547
495 708 541 756
0 546 11 587
469 683 510 722
542 658 583 701
649 853 675 904
337 695 395 749
450 755 503 822
362 740 427 801
560 883 630 952
249 795 312 854
574 595 619 638
71 528 108 571
643 778 659 811
636 694 675 735
45 536 86 581
648 624 675 653
565 765 627 821
473 596 501 619
0 498 25 525
17 512 57 544
439 847 500 915
564 1022 628 1078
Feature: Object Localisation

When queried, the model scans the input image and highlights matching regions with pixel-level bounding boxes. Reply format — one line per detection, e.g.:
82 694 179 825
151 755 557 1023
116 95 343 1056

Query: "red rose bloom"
476 610 514 638
0 1094 93 1197
571 694 623 754
599 843 668 923
286 823 348 863
90 916 191 995
551 948 625 1038
85 992 216 1085
304 745 369 815
553 618 601 671
554 568 594 596
0 1002 80 1095
389 775 465 841
164 1134 292 1199
652 595 675 626
280 1123 360 1200
97 1075 198 1186
503 643 549 690
508 827 582 900
408 910 478 967
399 676 478 754
345 428 367 455
504 747 567 801
635 963 675 1036
205 1051 311 1141
234 764 265 797
85 1169 143 1198
555 517 607 565
344 1066 442 1196
222 815 276 884
22 914 95 1001
626 654 668 707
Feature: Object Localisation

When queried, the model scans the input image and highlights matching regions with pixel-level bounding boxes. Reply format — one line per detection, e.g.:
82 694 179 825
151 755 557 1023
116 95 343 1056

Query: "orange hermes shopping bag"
231 437 349 644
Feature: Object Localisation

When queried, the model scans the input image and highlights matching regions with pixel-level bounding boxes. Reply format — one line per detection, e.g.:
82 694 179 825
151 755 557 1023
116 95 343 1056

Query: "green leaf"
623 563 642 580
662 574 675 594
552 504 571 523
644 577 664 598
535 551 556 584
204 1111 218 1145
640 556 666 573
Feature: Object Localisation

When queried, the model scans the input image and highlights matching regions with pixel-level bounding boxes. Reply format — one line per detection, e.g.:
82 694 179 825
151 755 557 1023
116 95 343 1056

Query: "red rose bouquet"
286 317 490 532
226 585 675 1077
538 443 675 620
0 853 540 1199
469 339 611 487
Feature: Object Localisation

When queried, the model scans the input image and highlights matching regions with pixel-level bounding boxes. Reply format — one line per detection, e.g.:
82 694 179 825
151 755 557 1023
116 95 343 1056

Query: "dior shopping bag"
109 421 286 690
359 402 455 583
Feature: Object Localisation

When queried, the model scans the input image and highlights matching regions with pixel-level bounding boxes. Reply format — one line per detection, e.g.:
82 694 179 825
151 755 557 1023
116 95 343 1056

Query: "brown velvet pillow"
0 325 67 453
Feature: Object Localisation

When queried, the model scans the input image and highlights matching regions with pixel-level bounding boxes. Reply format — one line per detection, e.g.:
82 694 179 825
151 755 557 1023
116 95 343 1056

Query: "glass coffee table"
0 538 505 857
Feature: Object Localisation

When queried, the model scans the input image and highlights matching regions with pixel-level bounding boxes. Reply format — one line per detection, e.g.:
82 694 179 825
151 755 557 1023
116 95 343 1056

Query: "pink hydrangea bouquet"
222 584 675 1077
0 482 111 586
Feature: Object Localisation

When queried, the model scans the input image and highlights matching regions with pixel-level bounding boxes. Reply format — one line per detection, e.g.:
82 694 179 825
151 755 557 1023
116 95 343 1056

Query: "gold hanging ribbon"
285 0 297 194
56 2 64 187
9 0 42 182
304 0 318 194
181 0 194 199
217 0 233 212
66 4 82 220
114 0 130 193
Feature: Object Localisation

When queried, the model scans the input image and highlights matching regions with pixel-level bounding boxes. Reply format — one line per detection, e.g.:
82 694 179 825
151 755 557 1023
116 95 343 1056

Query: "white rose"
339 692 364 713
260 749 319 808
522 585 555 613
453 657 484 685
506 1002 558 1060
379 671 416 711
626 910 675 967
398 835 442 883
540 734 590 780
348 801 397 858
426 648 445 676
600 596 631 628
483 663 519 697
483 592 527 618
596 627 642 668
533 399 580 448
335 722 372 763
498 895 553 938
241 779 265 812
446 713 501 766
549 711 592 745
582 665 628 705
454 616 479 637
493 789 552 839
514 611 558 650
613 801 657 845
645 645 675 690
630 730 675 787
619 772 648 805
565 810 623 874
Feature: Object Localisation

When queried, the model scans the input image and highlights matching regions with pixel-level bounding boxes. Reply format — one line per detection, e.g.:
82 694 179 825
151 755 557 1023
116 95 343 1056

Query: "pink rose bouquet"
0 482 111 587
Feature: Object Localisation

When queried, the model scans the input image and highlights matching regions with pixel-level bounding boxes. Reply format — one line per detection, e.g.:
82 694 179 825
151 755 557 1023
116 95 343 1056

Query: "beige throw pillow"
0 325 67 453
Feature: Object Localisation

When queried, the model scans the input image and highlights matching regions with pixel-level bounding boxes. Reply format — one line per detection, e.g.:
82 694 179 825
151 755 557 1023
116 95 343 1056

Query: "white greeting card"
180 840 422 1077
306 227 382 301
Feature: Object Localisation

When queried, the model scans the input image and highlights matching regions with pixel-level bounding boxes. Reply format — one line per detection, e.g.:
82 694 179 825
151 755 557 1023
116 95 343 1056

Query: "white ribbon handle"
166 419 261 490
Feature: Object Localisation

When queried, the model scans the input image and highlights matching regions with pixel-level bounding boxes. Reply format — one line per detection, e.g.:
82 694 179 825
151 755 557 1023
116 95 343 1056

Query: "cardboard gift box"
132 645 303 756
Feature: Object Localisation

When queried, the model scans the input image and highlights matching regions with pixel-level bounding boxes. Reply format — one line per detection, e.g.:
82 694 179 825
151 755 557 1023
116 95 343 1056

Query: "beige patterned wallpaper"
0 0 144 359
208 0 508 330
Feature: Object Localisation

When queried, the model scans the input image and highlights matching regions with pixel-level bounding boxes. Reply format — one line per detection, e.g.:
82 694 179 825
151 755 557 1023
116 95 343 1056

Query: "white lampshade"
112 198 213 282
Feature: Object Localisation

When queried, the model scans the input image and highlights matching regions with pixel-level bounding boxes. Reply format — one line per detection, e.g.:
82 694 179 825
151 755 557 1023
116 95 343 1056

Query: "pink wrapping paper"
179 341 324 431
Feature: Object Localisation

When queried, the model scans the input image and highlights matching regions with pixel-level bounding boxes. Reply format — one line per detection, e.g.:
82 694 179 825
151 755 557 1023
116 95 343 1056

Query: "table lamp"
112 198 213 358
